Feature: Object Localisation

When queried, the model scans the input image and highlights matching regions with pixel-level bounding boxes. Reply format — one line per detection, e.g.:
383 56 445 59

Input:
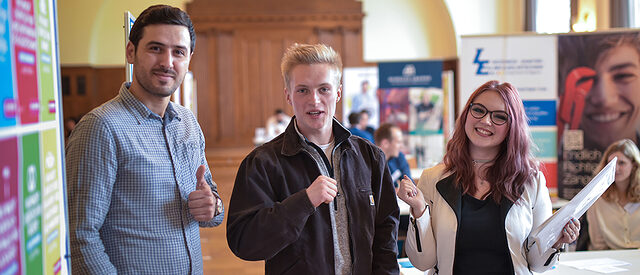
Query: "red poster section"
12 0 39 125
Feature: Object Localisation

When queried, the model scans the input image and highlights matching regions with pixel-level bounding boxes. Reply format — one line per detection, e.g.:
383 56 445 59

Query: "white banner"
460 35 557 110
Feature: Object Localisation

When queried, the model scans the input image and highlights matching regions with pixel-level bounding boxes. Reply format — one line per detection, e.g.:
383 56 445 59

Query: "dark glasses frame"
468 103 510 125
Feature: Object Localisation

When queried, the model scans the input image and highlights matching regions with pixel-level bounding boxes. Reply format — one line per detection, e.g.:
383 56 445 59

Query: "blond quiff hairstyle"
280 43 342 90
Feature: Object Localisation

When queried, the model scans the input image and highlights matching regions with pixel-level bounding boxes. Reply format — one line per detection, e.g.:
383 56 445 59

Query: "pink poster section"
0 138 21 275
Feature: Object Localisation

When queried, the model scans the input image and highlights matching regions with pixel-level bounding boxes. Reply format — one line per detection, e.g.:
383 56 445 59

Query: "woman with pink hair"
398 81 578 274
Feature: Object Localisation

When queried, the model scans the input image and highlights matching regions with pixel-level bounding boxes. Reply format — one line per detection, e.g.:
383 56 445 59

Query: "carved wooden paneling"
187 0 369 148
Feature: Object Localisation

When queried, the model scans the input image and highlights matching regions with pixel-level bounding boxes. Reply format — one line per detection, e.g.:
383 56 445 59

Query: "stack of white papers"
560 257 631 273
528 158 617 253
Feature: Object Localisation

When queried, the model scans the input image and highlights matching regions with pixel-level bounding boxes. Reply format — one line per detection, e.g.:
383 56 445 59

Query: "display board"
0 0 67 274
342 67 379 128
377 61 449 168
460 31 640 199
556 31 640 199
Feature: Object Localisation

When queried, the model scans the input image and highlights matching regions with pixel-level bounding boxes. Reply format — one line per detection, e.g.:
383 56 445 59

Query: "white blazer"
405 164 559 275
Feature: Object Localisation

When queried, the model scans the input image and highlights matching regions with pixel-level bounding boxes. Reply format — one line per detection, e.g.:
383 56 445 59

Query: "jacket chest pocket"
349 186 377 224
358 187 376 207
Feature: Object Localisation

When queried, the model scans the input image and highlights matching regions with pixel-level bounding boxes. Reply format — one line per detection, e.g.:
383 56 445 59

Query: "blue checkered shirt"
66 83 223 274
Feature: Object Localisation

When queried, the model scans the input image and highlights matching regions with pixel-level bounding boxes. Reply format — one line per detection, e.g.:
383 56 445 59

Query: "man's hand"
188 165 216 222
306 175 337 208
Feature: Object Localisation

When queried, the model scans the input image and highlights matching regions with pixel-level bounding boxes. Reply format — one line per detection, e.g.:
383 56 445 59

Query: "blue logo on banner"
378 61 442 88
474 48 489 75
523 100 556 126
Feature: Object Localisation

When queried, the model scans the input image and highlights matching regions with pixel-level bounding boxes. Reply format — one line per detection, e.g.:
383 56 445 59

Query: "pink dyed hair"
443 80 539 203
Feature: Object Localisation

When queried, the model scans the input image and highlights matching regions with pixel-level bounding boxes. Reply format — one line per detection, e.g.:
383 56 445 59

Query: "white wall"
362 0 456 62
361 0 525 62
58 0 189 66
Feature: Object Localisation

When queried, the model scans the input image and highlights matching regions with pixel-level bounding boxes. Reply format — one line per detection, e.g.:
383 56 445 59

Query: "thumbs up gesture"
188 165 216 222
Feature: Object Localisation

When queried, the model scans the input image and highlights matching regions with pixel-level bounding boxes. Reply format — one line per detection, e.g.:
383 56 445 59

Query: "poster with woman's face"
557 32 640 199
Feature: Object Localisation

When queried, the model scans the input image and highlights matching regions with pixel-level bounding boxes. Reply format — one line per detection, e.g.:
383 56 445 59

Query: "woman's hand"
554 218 580 249
397 175 427 218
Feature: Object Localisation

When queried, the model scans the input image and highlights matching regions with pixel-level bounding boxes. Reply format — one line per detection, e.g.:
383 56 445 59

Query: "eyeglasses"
468 103 509 125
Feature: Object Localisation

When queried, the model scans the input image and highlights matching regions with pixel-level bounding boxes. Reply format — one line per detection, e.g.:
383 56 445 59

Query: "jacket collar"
281 116 352 157
436 173 515 224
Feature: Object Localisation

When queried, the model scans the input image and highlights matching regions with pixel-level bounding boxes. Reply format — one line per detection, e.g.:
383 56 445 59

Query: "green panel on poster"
35 0 55 122
22 133 43 275
40 129 60 274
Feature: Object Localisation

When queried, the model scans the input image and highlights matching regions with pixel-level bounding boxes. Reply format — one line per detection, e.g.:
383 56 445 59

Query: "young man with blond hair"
227 43 399 274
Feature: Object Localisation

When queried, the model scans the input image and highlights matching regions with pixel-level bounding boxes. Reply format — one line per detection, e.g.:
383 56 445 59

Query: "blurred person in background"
587 139 640 250
375 123 412 190
348 111 375 143
265 108 291 141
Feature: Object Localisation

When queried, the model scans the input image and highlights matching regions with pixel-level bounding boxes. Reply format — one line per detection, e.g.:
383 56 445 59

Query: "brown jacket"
227 117 399 275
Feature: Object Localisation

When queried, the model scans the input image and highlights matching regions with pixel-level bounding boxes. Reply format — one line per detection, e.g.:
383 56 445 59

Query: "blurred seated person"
265 108 291 141
65 116 78 139
64 115 83 143
375 123 413 190
587 139 640 250
359 110 376 137
348 112 374 143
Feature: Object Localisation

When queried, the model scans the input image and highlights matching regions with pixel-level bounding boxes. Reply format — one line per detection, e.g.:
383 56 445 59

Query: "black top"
453 194 514 275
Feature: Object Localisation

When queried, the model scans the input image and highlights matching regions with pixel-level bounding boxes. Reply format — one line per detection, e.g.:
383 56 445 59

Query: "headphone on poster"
558 67 597 138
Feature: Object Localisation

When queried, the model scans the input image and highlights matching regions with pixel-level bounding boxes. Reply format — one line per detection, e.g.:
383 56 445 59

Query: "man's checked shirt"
66 82 223 274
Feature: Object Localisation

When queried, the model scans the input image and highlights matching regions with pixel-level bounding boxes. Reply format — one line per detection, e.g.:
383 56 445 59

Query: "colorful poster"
0 0 16 126
0 138 20 275
342 67 380 128
532 129 557 159
12 0 39 125
409 87 443 135
378 88 409 131
557 31 640 199
542 162 558 190
22 132 42 275
378 61 442 89
35 0 55 122
523 100 556 127
0 0 66 274
40 129 60 275
378 61 445 168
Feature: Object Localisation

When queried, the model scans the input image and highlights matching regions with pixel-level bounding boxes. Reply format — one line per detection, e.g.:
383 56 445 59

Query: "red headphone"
558 67 597 139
